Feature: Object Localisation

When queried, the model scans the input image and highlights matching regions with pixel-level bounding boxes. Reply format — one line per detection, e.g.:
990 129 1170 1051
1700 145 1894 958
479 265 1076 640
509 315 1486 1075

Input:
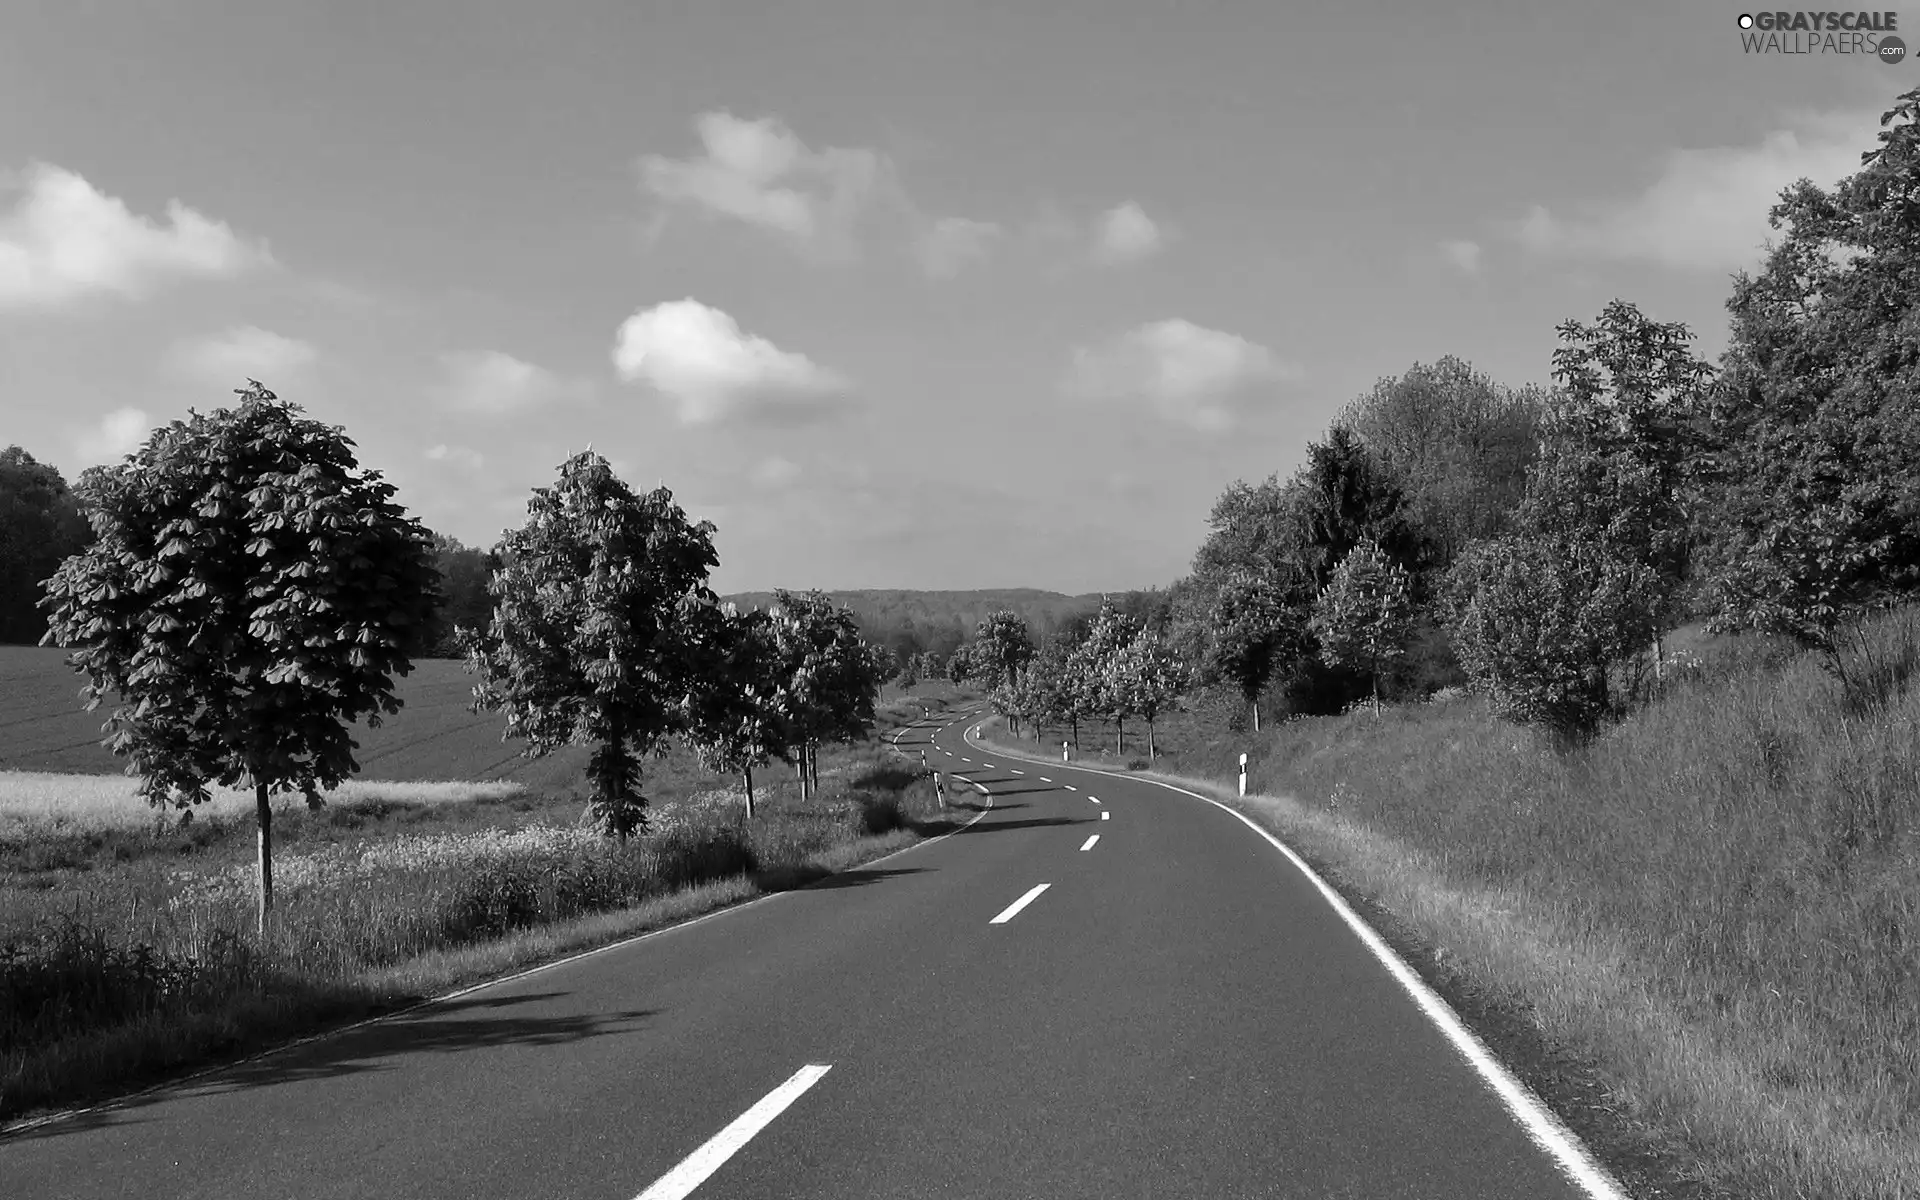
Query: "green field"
0 645 590 787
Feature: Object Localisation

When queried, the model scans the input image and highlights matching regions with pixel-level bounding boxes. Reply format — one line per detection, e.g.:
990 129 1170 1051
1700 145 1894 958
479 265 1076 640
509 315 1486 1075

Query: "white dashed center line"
989 884 1051 925
1064 784 1076 792
1079 835 1099 851
1039 777 1052 783
1088 797 1100 804
632 1064 833 1200
1100 811 1110 821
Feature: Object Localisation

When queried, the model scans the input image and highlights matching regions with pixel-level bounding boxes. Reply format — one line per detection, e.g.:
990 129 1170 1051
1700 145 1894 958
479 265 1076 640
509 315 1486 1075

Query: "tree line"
33 383 892 931
1162 86 1920 741
942 86 1920 751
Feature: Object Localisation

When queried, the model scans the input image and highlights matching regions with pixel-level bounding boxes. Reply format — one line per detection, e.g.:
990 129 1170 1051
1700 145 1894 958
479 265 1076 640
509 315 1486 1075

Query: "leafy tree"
1072 598 1142 753
916 649 945 681
1108 632 1188 758
465 451 718 839
40 382 440 932
1308 539 1414 711
0 447 92 644
1448 534 1660 742
420 532 497 657
1202 567 1302 732
889 643 920 687
686 603 787 818
1704 86 1920 650
1190 476 1297 585
969 609 1035 692
946 640 974 683
766 589 887 799
1336 357 1546 567
1289 425 1421 593
1543 300 1714 661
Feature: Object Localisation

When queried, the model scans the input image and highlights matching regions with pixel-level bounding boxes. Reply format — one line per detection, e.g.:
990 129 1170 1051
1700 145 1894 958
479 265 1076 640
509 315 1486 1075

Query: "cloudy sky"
0 1 1908 593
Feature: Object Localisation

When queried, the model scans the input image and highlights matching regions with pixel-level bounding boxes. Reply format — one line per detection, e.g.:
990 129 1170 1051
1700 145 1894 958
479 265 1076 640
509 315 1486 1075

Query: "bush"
1448 535 1659 741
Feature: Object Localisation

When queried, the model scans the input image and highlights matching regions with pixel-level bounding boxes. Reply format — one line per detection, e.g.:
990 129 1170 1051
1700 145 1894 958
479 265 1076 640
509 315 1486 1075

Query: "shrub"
1448 534 1660 741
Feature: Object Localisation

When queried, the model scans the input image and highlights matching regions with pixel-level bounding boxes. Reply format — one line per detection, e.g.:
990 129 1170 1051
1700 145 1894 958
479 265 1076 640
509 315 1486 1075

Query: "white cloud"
640 112 892 261
0 163 269 308
612 298 849 426
1439 239 1483 274
914 216 1001 279
424 443 485 471
437 350 583 415
76 407 154 463
1092 202 1163 264
1064 319 1301 433
1513 106 1881 272
167 325 317 385
749 455 802 489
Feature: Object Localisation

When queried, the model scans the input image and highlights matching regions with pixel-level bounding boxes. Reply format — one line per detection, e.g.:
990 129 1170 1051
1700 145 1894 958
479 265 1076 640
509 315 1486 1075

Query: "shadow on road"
3 991 657 1144
958 815 1086 834
792 866 929 891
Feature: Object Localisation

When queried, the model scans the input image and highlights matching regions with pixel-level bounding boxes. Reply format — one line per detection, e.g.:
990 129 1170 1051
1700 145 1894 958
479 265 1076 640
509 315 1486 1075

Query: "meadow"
0 642 972 1123
979 609 1920 1199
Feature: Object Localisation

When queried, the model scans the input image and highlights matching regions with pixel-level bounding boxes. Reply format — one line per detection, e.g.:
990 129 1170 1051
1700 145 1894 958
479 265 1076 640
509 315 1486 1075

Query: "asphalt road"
2 703 1625 1199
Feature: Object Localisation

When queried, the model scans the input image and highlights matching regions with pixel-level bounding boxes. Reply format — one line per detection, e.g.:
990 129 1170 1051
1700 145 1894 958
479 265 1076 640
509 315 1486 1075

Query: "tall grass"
1096 609 1920 1198
0 744 951 1123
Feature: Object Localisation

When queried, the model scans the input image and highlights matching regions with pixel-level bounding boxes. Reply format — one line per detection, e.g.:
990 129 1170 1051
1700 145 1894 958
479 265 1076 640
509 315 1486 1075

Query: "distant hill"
719 588 1108 639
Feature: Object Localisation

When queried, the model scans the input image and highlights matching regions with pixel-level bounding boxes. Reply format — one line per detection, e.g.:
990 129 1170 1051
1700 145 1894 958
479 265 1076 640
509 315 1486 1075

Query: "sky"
0 0 1911 594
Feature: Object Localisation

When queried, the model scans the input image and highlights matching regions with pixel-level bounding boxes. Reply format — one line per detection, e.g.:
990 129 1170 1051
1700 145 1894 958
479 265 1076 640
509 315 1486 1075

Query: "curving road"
2 701 1625 1199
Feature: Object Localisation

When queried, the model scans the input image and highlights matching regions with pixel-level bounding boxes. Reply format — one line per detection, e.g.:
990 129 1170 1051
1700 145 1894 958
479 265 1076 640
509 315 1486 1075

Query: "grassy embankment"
0 645 972 1126
976 610 1920 1200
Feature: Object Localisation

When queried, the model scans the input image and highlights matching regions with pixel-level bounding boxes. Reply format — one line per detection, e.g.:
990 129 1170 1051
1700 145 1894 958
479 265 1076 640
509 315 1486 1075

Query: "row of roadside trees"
949 600 1189 758
37 383 890 931
1159 86 1920 743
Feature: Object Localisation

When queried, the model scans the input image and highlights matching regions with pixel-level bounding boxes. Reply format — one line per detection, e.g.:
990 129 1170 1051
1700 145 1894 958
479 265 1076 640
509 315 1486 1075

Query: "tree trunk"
797 756 807 801
1147 719 1156 760
255 780 273 937
1372 673 1381 714
1116 717 1125 756
809 743 819 792
1071 715 1079 750
743 764 755 820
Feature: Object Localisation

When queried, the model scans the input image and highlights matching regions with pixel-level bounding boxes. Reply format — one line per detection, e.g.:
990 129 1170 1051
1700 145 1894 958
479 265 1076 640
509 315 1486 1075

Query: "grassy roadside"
971 612 1920 1199
1 694 970 1129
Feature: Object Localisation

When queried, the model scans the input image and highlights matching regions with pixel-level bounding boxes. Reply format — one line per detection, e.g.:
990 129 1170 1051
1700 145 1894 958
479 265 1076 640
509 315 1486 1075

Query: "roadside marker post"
1062 740 1069 763
1239 752 1248 797
933 771 944 808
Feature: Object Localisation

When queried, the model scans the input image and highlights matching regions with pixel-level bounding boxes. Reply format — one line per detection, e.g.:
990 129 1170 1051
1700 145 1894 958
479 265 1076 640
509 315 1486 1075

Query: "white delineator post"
933 771 944 809
1062 740 1069 763
1239 752 1248 797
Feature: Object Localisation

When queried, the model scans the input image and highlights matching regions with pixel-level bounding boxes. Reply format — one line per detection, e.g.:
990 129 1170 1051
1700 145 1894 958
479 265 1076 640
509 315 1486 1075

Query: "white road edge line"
632 1063 833 1200
989 883 1051 925
1079 835 1099 851
960 756 973 762
958 723 1629 1200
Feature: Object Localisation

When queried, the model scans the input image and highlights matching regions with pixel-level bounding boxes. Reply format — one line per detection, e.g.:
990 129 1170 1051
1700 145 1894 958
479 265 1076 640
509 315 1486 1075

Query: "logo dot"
1737 13 1754 28
1881 35 1908 63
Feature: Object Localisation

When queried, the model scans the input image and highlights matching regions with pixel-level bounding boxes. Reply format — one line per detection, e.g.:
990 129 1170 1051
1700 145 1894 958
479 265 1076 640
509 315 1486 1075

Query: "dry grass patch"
0 772 523 840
